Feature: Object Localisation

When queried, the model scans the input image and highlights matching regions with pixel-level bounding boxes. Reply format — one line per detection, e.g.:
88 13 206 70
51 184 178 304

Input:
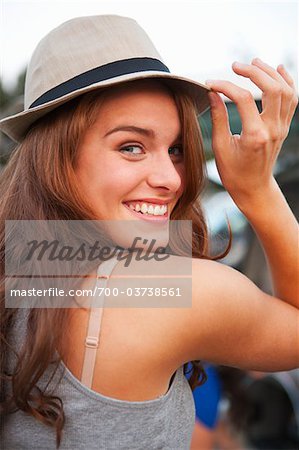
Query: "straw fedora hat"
0 15 211 143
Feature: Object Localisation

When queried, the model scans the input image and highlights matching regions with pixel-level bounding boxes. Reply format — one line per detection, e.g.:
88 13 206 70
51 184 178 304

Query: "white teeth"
141 203 148 214
153 205 160 215
125 202 167 216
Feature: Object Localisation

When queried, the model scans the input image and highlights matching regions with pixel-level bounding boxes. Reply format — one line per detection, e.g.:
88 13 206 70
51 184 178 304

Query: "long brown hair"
0 81 231 447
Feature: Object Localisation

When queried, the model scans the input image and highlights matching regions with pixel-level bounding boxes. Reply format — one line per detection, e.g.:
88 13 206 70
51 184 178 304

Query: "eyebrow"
103 125 155 138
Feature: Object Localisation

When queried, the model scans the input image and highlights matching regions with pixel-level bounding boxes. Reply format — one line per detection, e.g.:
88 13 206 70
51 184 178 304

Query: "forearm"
236 178 299 308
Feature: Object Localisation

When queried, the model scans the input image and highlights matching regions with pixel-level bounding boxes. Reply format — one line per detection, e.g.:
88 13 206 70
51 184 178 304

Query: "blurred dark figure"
218 367 299 450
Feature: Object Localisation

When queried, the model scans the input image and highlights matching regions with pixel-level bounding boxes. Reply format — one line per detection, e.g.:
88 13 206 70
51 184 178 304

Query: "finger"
283 93 299 130
276 64 296 89
251 58 296 123
232 61 281 125
207 92 232 158
206 79 263 135
251 58 290 86
277 64 299 125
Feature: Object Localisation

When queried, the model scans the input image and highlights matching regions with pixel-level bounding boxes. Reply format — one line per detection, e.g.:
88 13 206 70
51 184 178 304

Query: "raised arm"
178 59 299 372
234 178 298 307
205 58 298 308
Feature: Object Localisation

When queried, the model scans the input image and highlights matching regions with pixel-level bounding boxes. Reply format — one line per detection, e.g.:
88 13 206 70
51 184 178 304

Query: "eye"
119 145 144 157
168 145 184 157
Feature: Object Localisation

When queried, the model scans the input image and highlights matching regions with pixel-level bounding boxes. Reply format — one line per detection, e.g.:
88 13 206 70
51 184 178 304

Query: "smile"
122 201 169 222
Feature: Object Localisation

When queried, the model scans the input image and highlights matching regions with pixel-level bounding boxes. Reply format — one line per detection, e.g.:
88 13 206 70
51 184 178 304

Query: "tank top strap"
80 255 120 388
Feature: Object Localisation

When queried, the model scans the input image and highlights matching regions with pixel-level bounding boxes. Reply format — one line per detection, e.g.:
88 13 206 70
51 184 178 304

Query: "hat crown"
0 14 210 143
24 15 163 109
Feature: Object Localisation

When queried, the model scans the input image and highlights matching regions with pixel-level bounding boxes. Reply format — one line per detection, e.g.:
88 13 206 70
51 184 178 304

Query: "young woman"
0 15 298 450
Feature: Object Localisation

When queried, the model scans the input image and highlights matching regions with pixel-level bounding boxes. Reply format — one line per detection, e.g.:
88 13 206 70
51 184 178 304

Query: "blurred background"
1 1 298 449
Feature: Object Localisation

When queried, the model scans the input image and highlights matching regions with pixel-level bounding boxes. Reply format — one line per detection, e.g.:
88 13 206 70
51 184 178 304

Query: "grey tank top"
2 257 195 450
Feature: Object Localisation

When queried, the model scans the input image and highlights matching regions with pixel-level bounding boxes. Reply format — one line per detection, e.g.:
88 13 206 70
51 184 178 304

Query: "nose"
146 150 183 193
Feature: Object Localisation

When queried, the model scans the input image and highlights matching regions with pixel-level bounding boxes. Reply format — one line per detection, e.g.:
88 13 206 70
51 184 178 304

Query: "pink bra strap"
80 256 120 388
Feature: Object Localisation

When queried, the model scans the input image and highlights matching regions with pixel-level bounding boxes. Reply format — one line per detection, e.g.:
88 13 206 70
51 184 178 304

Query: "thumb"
207 91 231 150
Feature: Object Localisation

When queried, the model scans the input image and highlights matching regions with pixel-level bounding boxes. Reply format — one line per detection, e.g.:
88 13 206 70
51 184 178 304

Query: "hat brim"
0 71 211 143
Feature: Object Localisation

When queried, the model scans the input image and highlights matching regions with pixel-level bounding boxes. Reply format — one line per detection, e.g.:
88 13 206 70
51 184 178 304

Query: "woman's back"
3 256 196 449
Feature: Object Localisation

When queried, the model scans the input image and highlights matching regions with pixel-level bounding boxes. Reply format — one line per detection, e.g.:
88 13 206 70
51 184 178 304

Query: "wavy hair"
0 80 232 447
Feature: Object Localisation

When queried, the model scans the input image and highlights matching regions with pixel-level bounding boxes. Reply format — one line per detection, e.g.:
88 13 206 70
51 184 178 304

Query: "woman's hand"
205 58 298 207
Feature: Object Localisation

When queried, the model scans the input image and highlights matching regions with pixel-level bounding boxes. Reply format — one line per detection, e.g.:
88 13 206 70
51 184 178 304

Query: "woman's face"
75 81 185 248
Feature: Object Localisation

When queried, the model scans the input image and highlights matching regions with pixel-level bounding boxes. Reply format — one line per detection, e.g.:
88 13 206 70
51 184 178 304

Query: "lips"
123 198 172 205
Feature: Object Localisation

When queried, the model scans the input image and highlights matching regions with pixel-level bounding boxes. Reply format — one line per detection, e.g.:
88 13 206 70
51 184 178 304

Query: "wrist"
232 177 280 218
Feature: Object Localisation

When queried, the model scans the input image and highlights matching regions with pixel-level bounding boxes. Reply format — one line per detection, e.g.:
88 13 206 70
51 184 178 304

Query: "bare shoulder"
191 256 261 297
110 254 298 373
183 257 299 372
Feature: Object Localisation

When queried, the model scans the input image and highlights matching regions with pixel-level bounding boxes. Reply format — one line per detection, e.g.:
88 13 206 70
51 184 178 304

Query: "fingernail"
232 61 247 68
205 79 215 86
252 57 262 64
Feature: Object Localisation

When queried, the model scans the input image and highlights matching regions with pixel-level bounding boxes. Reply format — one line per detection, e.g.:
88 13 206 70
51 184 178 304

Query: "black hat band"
29 57 170 109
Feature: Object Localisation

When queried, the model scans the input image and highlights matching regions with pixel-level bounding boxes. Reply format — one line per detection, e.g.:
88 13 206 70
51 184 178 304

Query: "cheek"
99 166 143 199
76 149 139 195
106 165 143 191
